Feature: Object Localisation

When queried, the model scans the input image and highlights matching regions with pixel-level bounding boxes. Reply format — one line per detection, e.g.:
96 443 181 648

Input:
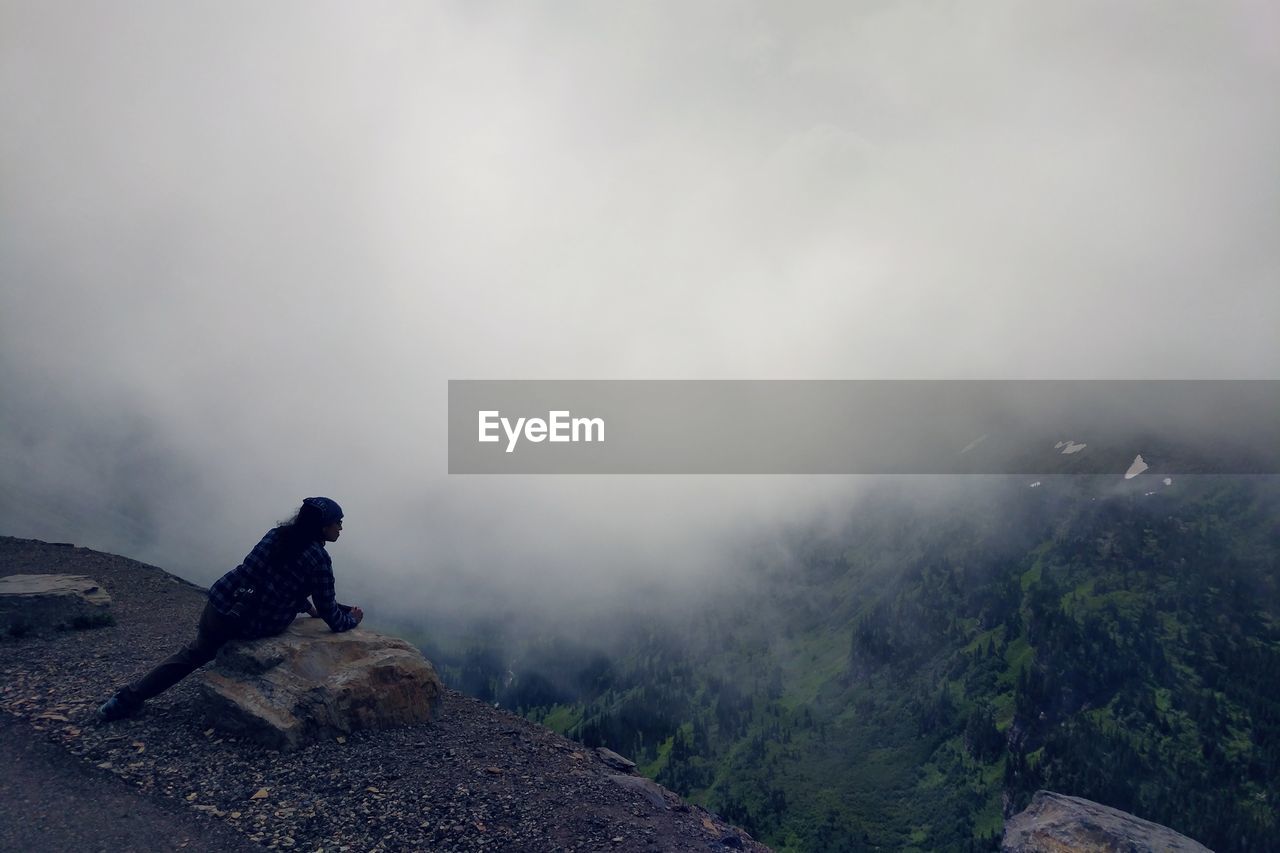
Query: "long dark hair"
268 501 329 565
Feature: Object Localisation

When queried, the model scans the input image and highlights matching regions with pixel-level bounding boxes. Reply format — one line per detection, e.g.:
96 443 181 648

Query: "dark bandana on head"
303 496 343 525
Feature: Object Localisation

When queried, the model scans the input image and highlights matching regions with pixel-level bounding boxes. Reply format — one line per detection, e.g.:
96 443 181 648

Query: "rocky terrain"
1001 791 1212 852
0 536 767 852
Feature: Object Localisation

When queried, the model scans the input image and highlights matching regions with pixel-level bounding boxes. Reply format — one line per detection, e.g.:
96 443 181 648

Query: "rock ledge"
0 573 112 637
1003 790 1212 852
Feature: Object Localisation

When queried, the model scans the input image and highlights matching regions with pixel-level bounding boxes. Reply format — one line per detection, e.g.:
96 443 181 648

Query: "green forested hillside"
426 476 1279 852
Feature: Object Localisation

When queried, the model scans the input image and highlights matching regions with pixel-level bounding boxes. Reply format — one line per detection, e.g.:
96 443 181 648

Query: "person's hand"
349 605 364 626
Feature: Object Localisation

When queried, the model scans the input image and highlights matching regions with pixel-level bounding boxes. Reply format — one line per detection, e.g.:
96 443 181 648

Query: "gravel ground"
0 537 768 852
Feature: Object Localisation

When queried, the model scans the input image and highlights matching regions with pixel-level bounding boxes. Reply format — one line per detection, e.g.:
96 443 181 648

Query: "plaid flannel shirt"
208 527 357 639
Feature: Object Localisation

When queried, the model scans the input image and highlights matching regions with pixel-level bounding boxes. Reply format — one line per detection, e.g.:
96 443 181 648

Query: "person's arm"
306 548 360 632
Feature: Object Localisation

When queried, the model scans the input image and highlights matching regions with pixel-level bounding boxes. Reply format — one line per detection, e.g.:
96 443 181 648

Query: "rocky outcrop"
597 746 638 772
198 618 444 750
2 537 773 851
0 573 112 637
607 774 676 810
1003 790 1212 852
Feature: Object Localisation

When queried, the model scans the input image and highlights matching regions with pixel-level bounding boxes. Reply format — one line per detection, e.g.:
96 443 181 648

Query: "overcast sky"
2 2 1278 620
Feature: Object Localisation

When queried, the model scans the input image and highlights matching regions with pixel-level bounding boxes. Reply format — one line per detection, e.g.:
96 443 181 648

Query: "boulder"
596 746 637 772
606 774 675 810
1002 790 1212 852
0 574 113 637
198 618 443 750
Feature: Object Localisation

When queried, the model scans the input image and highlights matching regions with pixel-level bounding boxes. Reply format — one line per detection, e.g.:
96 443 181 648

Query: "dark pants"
117 600 237 707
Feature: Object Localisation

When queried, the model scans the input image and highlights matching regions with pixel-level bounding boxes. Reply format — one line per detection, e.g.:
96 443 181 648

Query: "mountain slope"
462 476 1278 851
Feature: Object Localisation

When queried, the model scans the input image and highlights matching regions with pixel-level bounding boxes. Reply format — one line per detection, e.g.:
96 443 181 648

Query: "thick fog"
2 2 1278 625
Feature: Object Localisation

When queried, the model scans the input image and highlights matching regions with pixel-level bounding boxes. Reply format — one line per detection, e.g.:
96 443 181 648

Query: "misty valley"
398 475 1278 852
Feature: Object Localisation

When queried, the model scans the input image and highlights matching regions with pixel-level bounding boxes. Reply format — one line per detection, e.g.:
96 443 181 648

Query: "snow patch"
1124 455 1150 479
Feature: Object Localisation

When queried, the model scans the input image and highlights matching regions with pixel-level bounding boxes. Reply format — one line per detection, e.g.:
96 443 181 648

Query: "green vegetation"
70 612 115 630
425 476 1280 851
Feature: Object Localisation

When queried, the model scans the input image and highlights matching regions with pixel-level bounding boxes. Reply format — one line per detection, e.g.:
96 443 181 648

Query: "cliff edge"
0 536 767 852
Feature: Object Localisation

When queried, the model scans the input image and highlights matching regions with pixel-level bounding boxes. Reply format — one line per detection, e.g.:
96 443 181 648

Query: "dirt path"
0 715 257 852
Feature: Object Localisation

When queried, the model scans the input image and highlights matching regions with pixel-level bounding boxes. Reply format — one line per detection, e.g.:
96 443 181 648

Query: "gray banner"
447 380 1280 474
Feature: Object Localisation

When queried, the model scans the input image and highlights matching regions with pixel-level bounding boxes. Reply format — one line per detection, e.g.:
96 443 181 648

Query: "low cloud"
2 2 1277 628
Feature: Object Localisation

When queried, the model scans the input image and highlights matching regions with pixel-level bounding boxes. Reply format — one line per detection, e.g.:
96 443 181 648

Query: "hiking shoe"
94 695 137 723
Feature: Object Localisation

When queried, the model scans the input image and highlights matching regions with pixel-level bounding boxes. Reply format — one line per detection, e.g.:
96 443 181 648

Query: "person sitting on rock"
95 496 364 722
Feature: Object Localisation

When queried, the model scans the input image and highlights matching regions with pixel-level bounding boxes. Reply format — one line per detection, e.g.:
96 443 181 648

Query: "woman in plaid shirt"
96 497 363 722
